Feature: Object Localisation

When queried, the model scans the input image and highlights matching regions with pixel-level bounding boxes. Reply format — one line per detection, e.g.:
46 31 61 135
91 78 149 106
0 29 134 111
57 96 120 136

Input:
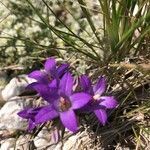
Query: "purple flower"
80 75 118 125
34 72 91 132
28 57 69 84
18 107 43 131
27 58 69 101
18 57 118 134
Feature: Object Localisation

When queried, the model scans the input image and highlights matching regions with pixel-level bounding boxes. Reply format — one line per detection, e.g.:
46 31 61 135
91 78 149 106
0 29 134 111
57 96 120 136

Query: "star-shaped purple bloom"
28 57 69 84
80 75 118 125
34 72 92 132
27 58 69 101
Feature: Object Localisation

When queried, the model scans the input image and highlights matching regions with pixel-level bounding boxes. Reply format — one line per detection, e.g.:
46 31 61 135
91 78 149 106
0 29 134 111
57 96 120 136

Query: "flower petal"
59 72 73 96
93 76 106 95
35 105 58 124
94 109 107 125
44 57 56 76
49 79 58 89
57 63 69 78
60 110 78 132
80 75 92 93
28 119 36 131
18 107 43 119
27 83 54 102
100 96 118 109
81 101 106 112
28 70 47 83
18 108 31 119
70 92 91 109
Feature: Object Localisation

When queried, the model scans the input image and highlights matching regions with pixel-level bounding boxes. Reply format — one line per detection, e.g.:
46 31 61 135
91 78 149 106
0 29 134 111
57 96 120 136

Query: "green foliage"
1 0 149 66
99 0 150 59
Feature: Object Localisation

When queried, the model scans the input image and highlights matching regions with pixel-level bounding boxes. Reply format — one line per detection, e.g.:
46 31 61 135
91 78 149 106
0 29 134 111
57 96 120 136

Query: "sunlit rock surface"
0 97 32 131
0 138 16 150
1 75 35 101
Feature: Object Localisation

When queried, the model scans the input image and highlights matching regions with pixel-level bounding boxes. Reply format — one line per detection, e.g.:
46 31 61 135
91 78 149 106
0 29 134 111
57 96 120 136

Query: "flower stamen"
59 97 71 112
93 94 101 100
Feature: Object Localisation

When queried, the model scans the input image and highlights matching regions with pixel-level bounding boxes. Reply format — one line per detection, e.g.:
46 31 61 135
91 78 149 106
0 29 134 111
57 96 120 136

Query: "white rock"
53 131 91 150
15 134 30 150
0 97 32 131
51 143 62 150
33 127 52 148
1 75 35 101
0 138 16 150
63 134 78 150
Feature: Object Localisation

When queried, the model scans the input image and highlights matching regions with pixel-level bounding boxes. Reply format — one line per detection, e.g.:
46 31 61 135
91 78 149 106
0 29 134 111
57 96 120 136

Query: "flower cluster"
18 58 118 132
